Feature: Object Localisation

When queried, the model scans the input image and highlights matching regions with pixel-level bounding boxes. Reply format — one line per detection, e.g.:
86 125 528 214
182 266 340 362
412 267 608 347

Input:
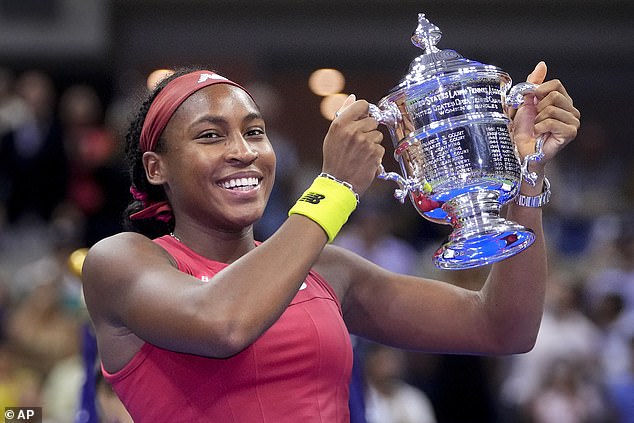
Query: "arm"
331 62 580 355
481 62 580 351
83 220 329 360
83 98 384 360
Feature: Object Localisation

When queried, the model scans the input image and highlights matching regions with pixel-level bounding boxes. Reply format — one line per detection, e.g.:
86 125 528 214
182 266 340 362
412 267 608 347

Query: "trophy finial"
411 13 442 53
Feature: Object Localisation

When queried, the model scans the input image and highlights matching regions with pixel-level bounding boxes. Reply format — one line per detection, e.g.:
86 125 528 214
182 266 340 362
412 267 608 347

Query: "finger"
366 130 384 145
341 93 356 109
370 144 386 166
536 99 581 125
335 99 371 122
356 115 380 132
536 87 578 117
347 126 383 147
527 61 547 85
535 118 579 142
507 62 547 121
334 94 357 119
535 105 581 129
535 81 574 106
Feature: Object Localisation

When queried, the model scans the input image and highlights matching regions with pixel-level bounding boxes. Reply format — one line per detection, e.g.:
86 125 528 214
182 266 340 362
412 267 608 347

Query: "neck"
171 224 257 263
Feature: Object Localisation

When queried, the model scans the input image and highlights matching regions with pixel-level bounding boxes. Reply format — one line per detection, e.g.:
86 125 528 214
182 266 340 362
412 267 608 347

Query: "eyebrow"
190 112 264 128
243 112 264 124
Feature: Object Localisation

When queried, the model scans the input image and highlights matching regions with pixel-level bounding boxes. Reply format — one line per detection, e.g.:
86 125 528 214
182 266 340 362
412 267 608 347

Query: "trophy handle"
368 103 418 203
506 82 546 187
368 102 401 128
376 164 411 203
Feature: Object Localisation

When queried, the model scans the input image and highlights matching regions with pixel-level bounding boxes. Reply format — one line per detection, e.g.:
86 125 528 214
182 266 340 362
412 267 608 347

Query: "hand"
321 94 385 196
510 62 581 168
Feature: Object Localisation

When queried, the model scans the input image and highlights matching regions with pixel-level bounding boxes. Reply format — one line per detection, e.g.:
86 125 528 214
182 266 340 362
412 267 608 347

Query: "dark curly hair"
122 66 211 238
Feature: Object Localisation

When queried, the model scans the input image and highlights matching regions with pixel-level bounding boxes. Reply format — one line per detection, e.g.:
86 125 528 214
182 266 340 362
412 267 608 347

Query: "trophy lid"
394 14 498 91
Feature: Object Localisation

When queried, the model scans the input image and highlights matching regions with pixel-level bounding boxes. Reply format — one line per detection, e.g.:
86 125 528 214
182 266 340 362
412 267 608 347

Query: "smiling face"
146 83 276 235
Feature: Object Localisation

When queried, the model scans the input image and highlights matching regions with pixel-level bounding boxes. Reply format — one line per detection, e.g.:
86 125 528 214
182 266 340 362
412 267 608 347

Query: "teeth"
221 177 260 189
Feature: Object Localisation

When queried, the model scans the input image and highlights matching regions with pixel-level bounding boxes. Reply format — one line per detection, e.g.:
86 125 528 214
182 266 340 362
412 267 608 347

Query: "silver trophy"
370 13 544 270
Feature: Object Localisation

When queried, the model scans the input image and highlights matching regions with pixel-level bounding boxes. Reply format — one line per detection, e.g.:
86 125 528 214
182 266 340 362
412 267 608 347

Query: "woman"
82 63 580 422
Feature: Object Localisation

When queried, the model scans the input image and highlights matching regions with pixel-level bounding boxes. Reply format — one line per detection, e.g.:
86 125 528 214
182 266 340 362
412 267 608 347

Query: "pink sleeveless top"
102 235 353 422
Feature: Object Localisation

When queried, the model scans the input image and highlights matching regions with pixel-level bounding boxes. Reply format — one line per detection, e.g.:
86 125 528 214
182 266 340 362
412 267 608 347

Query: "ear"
142 151 167 186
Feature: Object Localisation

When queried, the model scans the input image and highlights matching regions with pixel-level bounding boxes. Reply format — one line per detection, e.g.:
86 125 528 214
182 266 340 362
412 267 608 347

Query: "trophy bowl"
370 13 543 270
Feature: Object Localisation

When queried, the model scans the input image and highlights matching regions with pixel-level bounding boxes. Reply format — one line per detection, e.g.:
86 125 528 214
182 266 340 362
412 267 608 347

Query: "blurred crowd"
0 66 632 422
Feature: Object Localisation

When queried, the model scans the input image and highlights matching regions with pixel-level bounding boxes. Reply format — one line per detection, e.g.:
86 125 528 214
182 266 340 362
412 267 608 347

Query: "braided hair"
122 66 208 238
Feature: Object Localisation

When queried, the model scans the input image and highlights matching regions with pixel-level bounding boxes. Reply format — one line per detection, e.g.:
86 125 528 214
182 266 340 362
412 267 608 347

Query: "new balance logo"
197 73 228 83
299 192 325 204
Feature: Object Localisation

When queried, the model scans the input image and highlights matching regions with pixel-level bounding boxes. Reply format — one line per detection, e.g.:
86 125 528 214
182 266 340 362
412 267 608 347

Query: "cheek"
259 146 276 195
258 142 277 171
167 150 216 190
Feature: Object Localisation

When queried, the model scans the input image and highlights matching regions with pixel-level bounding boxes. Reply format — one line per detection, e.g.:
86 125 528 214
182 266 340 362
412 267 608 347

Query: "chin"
228 209 266 231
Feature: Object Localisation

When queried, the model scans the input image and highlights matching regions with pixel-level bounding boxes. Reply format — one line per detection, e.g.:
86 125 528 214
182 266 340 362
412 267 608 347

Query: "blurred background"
0 0 632 422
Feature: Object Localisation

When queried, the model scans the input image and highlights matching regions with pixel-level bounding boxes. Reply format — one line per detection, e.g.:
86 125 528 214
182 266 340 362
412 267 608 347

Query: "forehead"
174 84 260 121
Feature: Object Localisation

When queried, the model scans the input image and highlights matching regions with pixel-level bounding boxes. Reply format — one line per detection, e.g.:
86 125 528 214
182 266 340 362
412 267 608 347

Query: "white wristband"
515 177 551 208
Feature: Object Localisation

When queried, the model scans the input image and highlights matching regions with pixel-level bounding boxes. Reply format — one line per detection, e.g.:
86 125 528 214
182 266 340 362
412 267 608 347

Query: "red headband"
131 70 252 222
139 70 252 152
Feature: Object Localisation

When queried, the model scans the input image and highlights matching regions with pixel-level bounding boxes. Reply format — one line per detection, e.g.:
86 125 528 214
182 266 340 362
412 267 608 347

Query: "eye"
245 127 266 139
197 131 223 142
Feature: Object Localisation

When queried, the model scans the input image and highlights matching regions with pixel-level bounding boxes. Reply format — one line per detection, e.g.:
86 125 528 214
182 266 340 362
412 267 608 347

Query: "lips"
219 176 261 191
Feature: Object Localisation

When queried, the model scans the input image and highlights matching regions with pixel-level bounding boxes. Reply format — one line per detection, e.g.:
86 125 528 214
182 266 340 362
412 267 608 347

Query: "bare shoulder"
85 231 169 264
82 232 180 372
82 232 174 323
84 232 174 278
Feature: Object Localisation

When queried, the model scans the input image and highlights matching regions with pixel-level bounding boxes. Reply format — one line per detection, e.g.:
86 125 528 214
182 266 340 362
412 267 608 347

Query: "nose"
226 136 259 164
